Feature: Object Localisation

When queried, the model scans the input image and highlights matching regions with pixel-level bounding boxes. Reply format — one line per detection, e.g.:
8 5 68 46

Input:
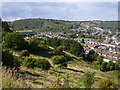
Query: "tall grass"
2 66 32 88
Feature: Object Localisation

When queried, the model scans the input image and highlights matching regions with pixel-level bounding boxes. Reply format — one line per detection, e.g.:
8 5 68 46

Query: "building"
16 30 33 34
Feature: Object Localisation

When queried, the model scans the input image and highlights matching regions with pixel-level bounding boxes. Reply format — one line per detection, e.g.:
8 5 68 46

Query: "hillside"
2 20 120 89
3 49 119 88
8 18 118 33
81 21 118 31
9 18 80 33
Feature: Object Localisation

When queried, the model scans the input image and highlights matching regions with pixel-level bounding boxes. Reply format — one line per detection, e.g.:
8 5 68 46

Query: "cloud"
2 2 118 21
1 0 120 2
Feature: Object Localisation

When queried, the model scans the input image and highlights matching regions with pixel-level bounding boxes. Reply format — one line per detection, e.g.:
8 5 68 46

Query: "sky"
1 2 118 21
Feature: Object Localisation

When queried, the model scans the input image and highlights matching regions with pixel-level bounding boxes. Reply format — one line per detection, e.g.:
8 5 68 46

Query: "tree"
2 21 12 36
115 59 120 70
28 37 49 53
2 21 11 32
28 37 40 52
81 39 85 43
116 59 120 65
87 50 98 62
101 62 108 72
70 42 84 57
97 55 104 65
83 71 95 88
107 61 116 71
3 32 27 50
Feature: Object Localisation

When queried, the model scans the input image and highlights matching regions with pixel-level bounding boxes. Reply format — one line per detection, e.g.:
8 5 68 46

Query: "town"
16 24 120 63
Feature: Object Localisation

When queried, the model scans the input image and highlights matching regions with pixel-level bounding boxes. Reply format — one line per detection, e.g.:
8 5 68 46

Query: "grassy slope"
12 50 118 88
74 38 92 40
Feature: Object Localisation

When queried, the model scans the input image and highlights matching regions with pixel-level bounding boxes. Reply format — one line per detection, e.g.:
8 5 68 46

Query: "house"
16 30 33 34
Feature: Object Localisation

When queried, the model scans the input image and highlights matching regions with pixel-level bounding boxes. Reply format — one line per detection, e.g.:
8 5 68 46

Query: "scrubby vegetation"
52 55 67 68
23 55 51 70
2 50 20 69
19 50 30 57
83 71 95 88
97 79 115 89
46 38 84 57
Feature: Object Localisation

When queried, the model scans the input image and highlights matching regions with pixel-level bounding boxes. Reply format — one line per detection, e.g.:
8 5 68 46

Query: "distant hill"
81 21 118 31
9 18 80 33
8 18 118 33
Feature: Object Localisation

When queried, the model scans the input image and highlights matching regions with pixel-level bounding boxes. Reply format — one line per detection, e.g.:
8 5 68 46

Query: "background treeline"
9 18 80 33
81 21 118 31
8 19 118 33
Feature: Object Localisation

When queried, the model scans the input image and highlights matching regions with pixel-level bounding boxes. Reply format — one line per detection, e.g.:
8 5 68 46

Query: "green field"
74 38 93 40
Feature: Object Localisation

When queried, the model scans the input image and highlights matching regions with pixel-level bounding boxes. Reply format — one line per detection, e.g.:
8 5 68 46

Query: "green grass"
3 48 119 88
74 38 93 40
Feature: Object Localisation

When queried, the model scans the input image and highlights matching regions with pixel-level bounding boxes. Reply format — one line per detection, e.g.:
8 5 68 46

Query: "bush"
23 55 36 68
20 50 30 57
98 79 115 89
56 46 64 52
23 56 51 70
52 55 67 68
83 71 95 88
2 50 20 68
52 55 67 64
53 49 62 55
34 58 51 70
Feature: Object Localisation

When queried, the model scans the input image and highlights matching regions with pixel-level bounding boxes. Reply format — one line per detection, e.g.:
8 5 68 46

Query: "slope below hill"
10 49 119 88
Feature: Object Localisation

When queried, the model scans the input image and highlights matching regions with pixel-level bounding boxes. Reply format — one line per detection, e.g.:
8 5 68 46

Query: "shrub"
98 79 115 89
52 55 67 68
53 49 62 55
83 71 95 88
60 63 67 68
34 58 51 70
23 55 36 68
56 46 64 52
2 50 20 69
20 50 30 57
52 55 67 64
23 56 51 70
78 57 84 60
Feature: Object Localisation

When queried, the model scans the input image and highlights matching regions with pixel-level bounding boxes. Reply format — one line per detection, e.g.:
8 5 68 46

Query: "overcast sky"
2 2 118 21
